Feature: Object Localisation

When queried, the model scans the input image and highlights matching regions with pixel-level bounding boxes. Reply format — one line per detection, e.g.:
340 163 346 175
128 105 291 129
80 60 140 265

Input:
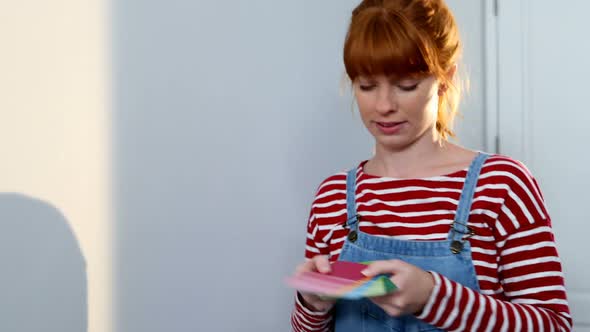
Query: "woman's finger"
313 255 331 274
295 255 331 275
361 259 406 277
294 259 314 275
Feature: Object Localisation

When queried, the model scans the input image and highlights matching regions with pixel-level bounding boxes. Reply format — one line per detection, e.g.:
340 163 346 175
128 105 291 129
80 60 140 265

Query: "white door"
486 0 590 329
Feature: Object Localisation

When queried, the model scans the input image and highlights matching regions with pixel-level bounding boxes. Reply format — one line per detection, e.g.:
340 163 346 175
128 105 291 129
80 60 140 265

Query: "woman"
290 0 572 331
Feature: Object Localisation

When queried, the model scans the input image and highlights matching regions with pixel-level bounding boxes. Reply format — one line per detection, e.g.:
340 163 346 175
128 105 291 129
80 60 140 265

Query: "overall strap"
345 168 360 230
448 152 490 241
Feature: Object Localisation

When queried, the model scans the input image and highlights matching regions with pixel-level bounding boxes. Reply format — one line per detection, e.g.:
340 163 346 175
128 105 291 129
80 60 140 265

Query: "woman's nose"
375 88 396 114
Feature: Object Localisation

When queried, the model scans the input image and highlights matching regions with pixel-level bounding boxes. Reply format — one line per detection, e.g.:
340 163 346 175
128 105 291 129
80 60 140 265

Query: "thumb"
361 259 405 277
315 255 332 274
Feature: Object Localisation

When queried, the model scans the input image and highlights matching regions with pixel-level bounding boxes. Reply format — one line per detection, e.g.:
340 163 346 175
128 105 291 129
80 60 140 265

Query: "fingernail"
361 269 370 276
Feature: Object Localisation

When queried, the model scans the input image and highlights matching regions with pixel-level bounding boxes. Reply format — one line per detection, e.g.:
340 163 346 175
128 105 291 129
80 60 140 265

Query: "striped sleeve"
417 160 572 331
291 176 341 332
291 292 333 332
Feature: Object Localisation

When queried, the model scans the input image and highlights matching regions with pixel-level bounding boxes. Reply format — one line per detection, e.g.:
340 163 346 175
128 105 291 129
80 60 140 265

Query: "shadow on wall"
0 193 87 332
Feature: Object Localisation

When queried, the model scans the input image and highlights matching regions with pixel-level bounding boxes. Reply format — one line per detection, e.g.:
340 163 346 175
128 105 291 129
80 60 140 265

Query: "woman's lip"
376 121 406 127
375 121 407 134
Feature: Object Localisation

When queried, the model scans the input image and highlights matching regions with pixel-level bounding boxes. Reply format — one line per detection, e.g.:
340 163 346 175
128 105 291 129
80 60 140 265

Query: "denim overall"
334 153 489 332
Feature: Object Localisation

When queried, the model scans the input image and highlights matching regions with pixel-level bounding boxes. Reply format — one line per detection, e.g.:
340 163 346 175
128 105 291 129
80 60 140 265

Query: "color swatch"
285 261 397 300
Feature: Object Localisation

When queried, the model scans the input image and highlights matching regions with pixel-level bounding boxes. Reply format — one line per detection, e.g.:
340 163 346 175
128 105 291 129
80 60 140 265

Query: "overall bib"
334 153 489 332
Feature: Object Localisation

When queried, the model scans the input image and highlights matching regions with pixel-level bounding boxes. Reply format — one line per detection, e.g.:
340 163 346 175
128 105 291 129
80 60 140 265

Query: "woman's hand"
294 255 336 312
361 259 435 317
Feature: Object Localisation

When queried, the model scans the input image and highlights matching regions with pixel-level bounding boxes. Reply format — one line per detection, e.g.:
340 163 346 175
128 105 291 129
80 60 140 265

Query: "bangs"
344 9 434 80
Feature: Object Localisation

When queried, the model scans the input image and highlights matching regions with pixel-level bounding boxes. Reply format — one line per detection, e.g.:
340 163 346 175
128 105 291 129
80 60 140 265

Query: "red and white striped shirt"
291 154 571 332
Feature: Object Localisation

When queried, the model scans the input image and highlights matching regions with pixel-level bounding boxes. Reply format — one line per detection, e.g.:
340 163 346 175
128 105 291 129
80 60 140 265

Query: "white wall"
113 1 369 331
113 1 485 331
446 0 486 151
0 1 111 332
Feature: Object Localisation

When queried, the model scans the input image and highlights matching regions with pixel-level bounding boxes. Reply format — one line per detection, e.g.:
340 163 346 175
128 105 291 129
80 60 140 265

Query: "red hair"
344 0 462 140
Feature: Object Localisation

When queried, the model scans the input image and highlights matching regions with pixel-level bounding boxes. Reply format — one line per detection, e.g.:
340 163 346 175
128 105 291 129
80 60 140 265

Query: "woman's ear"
446 64 458 81
438 65 457 96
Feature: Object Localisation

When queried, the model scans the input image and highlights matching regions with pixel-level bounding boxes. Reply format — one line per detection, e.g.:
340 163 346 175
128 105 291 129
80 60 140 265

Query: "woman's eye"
398 83 418 91
359 84 376 91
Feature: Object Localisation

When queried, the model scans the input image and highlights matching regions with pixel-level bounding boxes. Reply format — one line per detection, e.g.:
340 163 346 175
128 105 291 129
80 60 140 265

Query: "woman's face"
353 74 441 151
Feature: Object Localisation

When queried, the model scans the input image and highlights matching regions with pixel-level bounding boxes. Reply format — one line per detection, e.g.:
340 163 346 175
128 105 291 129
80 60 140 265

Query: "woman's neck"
368 141 450 178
